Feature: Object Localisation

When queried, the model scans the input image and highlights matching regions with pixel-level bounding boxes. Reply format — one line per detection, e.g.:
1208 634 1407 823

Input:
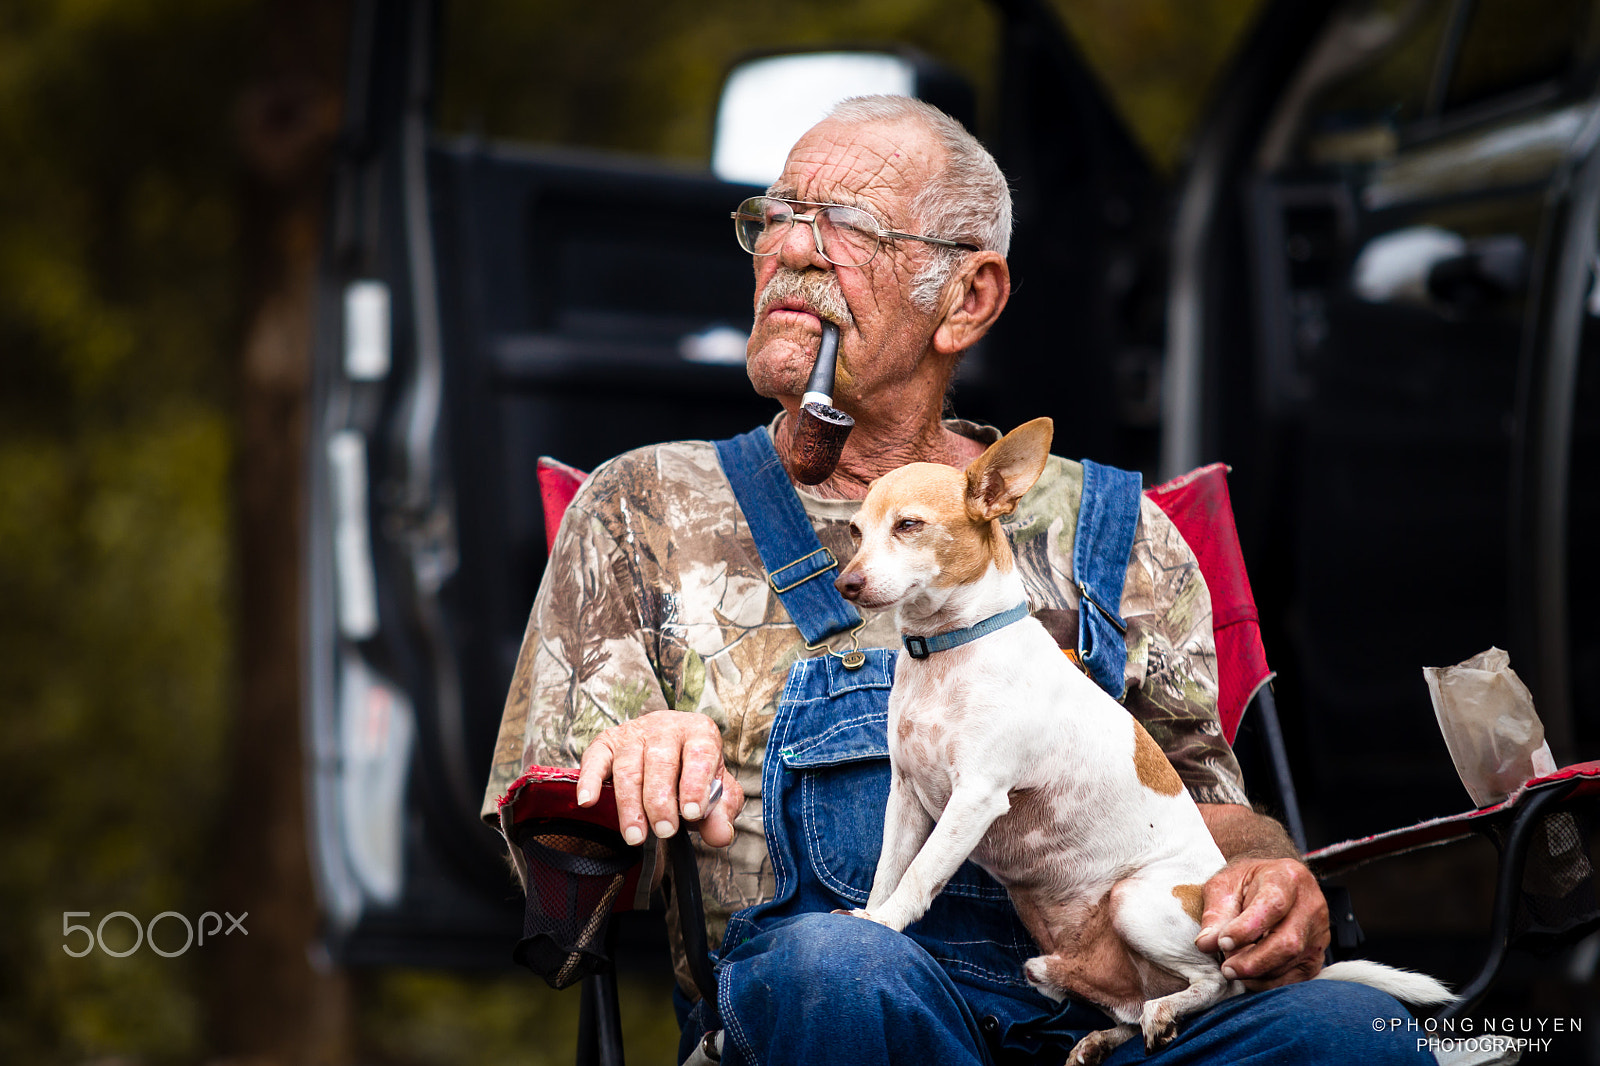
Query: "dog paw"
1066 1025 1136 1066
1065 1043 1102 1066
831 908 884 924
1140 1003 1178 1052
1023 957 1067 1002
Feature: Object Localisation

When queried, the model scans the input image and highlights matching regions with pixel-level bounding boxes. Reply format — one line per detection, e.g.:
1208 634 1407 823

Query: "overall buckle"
806 619 868 670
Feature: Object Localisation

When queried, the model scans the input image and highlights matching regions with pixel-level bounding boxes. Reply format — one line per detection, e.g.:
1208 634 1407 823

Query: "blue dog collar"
902 602 1031 660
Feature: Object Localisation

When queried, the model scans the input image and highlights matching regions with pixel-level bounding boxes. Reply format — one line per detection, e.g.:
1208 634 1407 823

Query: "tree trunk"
208 2 350 1062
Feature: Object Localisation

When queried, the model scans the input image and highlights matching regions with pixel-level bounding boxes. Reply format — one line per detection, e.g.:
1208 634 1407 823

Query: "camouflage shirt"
482 419 1248 986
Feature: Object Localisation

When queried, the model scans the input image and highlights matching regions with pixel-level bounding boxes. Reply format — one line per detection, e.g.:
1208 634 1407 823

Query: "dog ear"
965 417 1054 521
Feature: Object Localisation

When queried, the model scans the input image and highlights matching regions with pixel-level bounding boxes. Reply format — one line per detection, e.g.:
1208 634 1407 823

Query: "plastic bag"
1424 647 1557 808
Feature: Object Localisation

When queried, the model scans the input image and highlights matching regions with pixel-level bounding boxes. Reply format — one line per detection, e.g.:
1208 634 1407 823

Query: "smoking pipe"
789 320 854 485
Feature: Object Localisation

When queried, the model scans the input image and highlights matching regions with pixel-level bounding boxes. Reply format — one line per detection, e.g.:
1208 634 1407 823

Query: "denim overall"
670 429 1132 1063
685 428 1428 1066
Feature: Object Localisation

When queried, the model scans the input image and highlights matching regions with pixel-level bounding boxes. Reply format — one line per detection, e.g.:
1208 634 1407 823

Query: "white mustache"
757 268 853 326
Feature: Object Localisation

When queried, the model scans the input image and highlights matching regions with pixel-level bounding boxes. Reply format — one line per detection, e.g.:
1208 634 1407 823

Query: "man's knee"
713 913 990 1066
730 912 949 1005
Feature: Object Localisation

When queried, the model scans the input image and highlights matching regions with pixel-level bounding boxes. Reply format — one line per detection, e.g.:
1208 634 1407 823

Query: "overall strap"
714 427 862 646
1074 459 1143 700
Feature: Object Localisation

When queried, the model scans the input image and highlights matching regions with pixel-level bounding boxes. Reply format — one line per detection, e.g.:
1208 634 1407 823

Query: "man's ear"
965 417 1054 521
932 252 1010 357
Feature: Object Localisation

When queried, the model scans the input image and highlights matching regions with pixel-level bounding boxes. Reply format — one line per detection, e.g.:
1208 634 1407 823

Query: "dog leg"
859 780 1010 931
1110 877 1235 1052
863 770 934 911
1136 972 1231 1054
1065 1025 1138 1066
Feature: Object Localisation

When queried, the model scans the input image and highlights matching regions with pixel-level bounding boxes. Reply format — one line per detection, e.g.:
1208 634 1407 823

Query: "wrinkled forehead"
859 462 969 524
772 117 941 224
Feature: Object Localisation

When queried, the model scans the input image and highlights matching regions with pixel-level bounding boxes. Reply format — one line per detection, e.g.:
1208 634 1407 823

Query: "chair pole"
1253 686 1307 853
575 945 627 1066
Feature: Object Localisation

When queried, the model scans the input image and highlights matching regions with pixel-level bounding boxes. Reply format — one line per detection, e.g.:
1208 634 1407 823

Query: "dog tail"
1315 960 1455 1007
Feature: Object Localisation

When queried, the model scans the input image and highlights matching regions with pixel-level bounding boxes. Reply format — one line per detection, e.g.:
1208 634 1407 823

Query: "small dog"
833 417 1451 1064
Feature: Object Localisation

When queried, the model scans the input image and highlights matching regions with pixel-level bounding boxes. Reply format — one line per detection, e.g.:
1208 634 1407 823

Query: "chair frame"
1306 763 1600 1020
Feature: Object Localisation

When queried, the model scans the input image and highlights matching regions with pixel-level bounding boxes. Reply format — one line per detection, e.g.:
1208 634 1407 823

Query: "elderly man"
483 96 1429 1065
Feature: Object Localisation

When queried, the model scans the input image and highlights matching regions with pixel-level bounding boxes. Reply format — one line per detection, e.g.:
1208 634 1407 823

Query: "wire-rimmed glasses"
731 195 979 268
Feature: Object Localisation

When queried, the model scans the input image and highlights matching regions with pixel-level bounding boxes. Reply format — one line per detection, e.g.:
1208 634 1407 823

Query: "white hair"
825 95 1012 310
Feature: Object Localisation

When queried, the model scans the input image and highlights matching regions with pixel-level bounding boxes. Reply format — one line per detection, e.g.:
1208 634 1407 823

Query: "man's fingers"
676 734 724 823
1217 878 1292 951
687 772 744 848
1222 924 1327 986
1195 868 1246 953
1209 859 1330 985
575 736 615 808
574 710 733 847
640 731 687 840
1218 922 1302 979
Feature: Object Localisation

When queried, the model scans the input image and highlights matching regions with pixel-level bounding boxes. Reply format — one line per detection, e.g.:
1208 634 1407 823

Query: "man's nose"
778 215 830 270
835 570 865 601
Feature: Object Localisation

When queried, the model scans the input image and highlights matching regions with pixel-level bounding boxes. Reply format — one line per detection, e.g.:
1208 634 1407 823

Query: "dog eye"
848 522 861 541
894 517 923 534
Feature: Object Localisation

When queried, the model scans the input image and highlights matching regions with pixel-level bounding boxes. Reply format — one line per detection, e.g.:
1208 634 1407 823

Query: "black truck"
304 0 1599 1004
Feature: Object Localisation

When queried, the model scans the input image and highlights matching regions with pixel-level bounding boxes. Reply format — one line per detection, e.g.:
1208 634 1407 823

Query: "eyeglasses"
731 195 979 268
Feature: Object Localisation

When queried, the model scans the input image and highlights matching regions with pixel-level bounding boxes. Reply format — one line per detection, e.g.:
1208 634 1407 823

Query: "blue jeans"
682 912 1435 1066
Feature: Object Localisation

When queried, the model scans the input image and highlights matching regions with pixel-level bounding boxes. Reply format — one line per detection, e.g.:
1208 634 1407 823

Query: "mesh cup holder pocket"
1502 807 1600 950
511 819 643 990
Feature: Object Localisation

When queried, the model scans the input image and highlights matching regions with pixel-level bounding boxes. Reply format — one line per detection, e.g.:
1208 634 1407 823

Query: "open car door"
1168 0 1600 836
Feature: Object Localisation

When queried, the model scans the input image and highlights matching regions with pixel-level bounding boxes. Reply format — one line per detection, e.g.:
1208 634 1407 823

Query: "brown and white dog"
832 417 1451 1065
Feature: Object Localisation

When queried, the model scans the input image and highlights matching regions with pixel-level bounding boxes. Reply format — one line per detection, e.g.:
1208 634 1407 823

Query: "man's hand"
1195 858 1329 988
575 709 745 848
1195 804 1329 988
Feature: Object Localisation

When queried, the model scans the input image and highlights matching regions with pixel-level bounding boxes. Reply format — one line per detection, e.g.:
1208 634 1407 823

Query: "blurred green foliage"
2 0 1260 1062
434 0 1264 171
357 969 681 1066
1047 0 1266 169
0 0 251 1062
436 0 1000 164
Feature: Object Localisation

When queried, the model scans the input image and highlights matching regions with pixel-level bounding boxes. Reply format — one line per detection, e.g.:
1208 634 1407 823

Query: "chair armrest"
1305 761 1600 1018
499 767 646 990
1305 761 1600 877
499 764 718 1011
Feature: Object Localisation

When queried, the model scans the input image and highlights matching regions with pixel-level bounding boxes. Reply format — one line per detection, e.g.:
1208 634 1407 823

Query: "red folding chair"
502 457 1326 1060
1143 463 1306 850
501 455 1599 1057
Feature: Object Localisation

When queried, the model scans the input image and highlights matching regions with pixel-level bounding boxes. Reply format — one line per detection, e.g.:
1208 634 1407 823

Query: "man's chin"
746 369 804 404
745 339 816 400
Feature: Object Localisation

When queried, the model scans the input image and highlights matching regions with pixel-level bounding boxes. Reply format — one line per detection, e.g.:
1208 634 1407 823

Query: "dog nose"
835 571 865 600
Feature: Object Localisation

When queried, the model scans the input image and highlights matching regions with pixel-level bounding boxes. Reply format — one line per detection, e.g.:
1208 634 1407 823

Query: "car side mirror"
711 49 976 187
